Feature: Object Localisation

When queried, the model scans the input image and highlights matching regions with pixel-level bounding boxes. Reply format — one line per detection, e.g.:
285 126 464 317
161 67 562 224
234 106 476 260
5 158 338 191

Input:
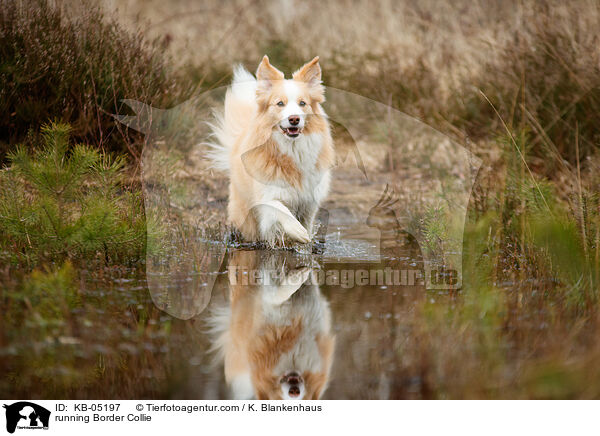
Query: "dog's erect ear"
256 55 284 83
293 56 321 87
256 56 284 105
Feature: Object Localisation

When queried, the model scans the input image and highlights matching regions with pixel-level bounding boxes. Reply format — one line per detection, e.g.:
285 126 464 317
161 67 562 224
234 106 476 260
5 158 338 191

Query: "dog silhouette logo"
3 402 50 433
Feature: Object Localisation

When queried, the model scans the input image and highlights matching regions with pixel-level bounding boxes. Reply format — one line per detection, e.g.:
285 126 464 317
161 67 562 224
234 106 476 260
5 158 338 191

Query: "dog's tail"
205 65 257 172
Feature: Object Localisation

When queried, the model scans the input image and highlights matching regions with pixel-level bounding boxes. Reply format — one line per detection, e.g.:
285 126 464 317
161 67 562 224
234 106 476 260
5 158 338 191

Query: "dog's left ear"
292 56 321 87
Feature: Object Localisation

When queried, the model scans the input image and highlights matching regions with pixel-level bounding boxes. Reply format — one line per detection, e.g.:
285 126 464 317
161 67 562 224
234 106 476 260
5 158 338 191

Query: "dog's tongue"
281 125 301 136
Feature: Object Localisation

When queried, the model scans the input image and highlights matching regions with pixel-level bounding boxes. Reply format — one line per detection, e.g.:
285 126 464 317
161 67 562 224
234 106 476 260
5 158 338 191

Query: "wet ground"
132 127 449 399
175 226 429 400
1 150 445 399
0 225 434 400
1 108 474 399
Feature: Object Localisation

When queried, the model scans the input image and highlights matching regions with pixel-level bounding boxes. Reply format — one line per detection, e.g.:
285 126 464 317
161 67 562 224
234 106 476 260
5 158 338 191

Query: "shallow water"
1 221 435 399
178 241 428 400
144 220 429 400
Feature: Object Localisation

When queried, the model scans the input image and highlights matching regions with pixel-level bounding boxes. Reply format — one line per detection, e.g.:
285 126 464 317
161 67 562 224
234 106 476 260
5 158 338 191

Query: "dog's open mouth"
280 126 302 137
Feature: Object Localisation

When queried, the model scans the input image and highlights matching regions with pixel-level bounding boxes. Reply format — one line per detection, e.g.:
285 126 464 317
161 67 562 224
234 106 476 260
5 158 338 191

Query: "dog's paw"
283 219 311 244
254 200 311 245
264 267 312 304
282 266 312 287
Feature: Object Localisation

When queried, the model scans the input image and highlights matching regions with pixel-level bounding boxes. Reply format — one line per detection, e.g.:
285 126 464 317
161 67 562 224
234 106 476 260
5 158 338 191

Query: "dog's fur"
207 56 335 245
209 250 335 400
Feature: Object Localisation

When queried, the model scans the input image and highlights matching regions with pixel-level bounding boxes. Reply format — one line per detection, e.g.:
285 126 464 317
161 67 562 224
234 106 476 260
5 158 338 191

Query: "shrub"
450 3 600 172
0 0 188 160
0 122 146 266
465 129 600 315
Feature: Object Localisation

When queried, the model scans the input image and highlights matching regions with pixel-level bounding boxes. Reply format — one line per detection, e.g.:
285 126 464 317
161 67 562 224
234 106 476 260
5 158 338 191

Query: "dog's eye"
276 101 285 107
299 100 306 106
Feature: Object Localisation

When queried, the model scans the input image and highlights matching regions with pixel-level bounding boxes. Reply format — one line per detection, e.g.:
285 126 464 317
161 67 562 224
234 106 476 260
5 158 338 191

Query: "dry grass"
106 0 600 158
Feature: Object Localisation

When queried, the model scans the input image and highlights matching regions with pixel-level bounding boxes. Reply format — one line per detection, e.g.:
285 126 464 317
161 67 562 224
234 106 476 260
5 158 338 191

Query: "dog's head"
255 55 326 139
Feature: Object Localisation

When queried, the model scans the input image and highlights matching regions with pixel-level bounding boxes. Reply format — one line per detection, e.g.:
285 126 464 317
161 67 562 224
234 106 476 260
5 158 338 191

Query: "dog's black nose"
288 115 300 126
289 386 300 397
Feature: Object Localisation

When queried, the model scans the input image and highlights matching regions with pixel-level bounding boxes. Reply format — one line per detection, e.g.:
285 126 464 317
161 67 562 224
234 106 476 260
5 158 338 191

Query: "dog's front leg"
253 200 310 245
297 203 319 238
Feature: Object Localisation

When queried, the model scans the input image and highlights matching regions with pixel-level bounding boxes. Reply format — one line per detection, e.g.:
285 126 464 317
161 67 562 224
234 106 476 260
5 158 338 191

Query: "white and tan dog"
208 56 335 246
209 250 335 400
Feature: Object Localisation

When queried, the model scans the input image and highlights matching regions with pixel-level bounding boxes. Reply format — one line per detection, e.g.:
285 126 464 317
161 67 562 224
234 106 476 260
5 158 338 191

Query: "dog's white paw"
254 200 311 244
264 267 312 305
282 267 312 287
282 218 310 243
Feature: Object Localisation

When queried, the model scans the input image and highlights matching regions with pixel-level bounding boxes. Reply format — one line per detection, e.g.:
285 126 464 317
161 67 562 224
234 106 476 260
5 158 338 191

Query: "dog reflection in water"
209 249 335 400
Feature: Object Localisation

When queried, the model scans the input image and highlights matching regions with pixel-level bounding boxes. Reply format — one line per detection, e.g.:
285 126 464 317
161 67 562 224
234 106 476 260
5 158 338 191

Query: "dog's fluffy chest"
262 285 331 373
267 132 330 206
